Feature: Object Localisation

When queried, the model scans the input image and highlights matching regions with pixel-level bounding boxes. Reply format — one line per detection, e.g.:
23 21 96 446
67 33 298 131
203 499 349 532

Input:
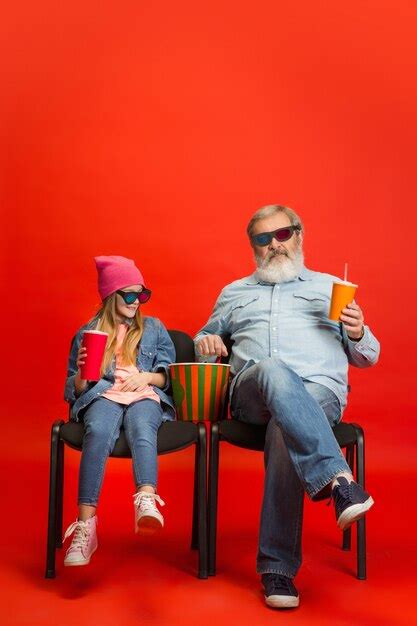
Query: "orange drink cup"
169 363 231 422
328 282 358 321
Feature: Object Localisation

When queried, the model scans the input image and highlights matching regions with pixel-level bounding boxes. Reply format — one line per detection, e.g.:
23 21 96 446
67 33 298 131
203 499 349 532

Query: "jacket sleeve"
152 320 176 392
342 324 381 368
64 332 82 404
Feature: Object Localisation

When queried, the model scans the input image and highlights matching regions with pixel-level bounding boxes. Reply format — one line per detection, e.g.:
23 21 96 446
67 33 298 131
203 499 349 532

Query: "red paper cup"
80 330 108 381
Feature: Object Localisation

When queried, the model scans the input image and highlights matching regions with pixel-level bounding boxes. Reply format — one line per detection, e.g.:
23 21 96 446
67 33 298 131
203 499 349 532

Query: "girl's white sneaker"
63 516 98 566
133 492 165 535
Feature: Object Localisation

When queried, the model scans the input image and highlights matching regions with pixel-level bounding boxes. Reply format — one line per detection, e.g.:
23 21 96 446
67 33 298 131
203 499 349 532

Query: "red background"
1 1 416 624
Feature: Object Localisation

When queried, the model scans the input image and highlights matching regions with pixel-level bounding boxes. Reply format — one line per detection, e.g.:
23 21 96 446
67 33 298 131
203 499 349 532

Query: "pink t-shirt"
102 324 160 406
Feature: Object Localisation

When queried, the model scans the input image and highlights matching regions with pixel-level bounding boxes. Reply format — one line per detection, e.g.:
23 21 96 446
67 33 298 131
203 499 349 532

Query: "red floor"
2 415 416 626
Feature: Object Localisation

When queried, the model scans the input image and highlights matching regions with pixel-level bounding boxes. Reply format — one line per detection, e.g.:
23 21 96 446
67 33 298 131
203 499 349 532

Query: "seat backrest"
168 329 196 363
221 335 233 365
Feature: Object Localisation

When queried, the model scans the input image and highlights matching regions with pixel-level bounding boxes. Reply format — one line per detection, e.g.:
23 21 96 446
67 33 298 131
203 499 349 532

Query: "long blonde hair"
92 294 144 375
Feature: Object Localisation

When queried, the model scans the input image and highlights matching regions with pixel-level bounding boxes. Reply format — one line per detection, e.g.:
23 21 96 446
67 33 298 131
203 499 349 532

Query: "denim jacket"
64 316 176 422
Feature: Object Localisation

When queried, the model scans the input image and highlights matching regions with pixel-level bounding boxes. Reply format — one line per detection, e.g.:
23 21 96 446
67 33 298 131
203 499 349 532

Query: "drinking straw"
344 262 348 282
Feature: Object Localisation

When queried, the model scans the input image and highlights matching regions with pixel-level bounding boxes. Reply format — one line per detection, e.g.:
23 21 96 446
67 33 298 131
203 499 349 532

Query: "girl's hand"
76 345 87 370
119 371 153 392
74 345 88 395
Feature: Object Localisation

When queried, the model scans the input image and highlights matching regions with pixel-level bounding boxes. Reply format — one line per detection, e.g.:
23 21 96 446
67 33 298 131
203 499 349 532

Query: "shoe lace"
265 574 294 593
63 520 91 550
133 492 165 512
327 481 351 508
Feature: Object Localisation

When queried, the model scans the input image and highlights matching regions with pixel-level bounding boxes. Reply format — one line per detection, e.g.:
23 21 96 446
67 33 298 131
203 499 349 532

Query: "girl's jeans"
231 357 351 578
78 397 163 505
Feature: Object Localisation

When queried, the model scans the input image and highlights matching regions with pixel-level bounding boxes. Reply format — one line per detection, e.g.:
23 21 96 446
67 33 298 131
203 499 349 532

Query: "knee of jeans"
254 358 293 390
127 417 160 440
84 420 116 442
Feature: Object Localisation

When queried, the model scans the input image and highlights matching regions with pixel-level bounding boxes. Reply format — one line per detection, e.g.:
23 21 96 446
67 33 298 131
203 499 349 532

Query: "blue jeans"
231 358 350 578
78 397 163 505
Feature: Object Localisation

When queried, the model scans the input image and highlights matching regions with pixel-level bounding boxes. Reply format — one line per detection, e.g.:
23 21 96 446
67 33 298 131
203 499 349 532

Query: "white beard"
255 247 304 284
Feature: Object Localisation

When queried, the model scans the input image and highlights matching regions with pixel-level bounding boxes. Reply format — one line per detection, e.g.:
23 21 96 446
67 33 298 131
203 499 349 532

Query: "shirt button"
273 349 278 353
273 327 277 331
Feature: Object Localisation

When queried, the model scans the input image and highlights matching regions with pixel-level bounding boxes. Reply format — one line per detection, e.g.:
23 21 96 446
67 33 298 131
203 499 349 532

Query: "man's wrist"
348 326 365 342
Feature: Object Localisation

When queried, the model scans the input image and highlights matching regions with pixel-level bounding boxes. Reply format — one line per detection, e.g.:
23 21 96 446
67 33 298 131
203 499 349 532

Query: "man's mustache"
267 249 289 260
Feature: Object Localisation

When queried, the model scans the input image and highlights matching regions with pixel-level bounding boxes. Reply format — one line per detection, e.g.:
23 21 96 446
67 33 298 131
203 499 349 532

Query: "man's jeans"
78 397 163 505
231 358 350 578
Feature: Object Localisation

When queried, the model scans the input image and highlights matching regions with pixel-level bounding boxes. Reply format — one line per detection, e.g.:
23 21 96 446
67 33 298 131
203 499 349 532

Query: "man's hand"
340 302 365 340
196 334 228 358
119 371 152 392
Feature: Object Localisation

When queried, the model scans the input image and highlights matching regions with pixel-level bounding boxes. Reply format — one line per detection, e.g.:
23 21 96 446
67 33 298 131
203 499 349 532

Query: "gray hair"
246 204 304 239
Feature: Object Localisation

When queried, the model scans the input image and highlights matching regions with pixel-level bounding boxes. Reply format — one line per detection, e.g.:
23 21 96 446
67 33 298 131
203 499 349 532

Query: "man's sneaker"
133 491 165 535
63 516 98 566
262 573 299 609
332 476 374 530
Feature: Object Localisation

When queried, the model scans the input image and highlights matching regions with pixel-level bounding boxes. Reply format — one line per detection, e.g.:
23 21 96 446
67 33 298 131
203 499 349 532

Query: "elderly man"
194 204 379 609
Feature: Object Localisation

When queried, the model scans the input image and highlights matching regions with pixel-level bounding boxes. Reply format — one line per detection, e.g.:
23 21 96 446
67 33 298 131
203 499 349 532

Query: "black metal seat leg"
45 421 64 578
342 526 352 551
208 422 220 576
197 422 208 579
342 444 354 551
56 438 64 549
191 441 199 550
357 517 366 580
354 425 367 580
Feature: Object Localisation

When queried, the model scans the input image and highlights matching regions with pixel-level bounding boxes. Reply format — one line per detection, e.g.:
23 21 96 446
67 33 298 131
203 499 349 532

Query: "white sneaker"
63 516 98 566
133 492 165 535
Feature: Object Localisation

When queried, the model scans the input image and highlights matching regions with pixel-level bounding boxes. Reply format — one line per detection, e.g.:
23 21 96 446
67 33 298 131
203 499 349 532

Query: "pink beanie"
94 255 145 301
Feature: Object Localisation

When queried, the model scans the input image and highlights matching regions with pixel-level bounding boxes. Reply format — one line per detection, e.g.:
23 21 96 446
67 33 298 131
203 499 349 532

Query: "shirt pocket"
292 291 328 316
230 295 260 329
138 343 156 370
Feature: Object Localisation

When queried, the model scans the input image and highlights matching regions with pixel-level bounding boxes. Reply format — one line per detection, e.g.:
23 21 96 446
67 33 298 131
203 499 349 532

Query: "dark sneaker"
332 476 374 530
262 573 299 609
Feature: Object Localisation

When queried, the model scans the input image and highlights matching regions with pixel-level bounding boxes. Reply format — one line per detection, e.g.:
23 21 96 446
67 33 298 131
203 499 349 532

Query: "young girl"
63 255 176 566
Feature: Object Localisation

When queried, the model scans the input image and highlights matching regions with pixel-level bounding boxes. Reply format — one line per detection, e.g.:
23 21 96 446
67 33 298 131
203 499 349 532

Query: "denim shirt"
194 267 380 411
64 316 176 422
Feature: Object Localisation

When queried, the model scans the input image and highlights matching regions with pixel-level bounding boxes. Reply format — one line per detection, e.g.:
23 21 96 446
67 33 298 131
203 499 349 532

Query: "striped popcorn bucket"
169 363 231 422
